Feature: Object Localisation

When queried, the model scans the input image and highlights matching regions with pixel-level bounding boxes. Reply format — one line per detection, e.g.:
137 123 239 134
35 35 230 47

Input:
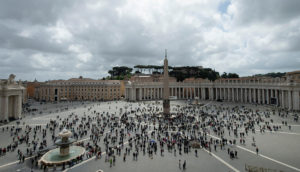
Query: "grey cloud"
0 0 299 81
231 0 300 25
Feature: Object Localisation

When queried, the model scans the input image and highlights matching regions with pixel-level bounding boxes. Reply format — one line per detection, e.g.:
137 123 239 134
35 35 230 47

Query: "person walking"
183 160 186 170
110 157 112 167
256 147 259 155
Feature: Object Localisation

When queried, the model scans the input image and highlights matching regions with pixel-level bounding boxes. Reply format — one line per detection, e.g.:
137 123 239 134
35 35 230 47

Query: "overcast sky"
0 0 300 81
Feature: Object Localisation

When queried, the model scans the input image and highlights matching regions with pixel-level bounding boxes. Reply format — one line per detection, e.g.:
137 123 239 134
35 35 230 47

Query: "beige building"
125 71 300 111
35 76 123 102
0 74 26 122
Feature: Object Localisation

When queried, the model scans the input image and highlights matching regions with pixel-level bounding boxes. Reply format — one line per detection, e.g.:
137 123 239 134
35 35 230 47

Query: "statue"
8 74 16 85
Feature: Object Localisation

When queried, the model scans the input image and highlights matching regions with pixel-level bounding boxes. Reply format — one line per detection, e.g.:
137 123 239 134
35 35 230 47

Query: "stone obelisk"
163 49 170 117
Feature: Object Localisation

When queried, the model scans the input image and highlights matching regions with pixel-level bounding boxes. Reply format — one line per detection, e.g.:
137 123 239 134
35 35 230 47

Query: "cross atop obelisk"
163 49 170 117
165 49 167 59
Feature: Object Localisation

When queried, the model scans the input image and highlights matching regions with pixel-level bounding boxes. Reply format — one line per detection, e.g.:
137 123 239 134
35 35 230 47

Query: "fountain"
39 129 85 166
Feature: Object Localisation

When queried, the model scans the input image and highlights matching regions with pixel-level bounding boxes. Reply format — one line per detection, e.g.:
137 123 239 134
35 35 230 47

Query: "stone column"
174 88 176 97
231 88 234 102
187 87 189 99
249 88 252 103
158 88 160 99
235 88 237 101
160 88 162 99
281 90 285 108
266 89 270 104
292 90 299 110
244 89 247 102
130 88 133 101
194 87 196 99
262 89 265 104
228 88 233 101
275 90 278 106
146 88 148 100
288 90 292 110
129 88 132 101
2 96 9 121
16 95 22 119
253 89 256 103
134 88 137 101
227 88 230 101
240 88 243 103
139 88 142 101
237 88 240 102
258 89 261 104
185 87 187 99
153 88 155 99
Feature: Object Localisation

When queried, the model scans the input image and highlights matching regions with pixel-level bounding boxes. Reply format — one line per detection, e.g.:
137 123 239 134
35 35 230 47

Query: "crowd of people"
0 100 298 171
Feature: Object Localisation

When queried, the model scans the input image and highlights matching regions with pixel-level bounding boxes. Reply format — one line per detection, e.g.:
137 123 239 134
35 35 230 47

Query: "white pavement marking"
202 101 212 107
272 124 300 127
237 146 300 172
0 124 47 128
255 130 300 136
205 133 300 172
202 148 240 172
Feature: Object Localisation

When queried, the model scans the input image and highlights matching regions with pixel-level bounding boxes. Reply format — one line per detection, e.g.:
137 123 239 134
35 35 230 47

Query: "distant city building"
26 80 40 99
0 74 26 122
125 67 300 111
34 76 124 102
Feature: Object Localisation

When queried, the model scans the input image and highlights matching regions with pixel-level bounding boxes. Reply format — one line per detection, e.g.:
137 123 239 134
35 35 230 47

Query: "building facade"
125 71 300 111
35 77 123 102
0 74 25 122
26 81 40 99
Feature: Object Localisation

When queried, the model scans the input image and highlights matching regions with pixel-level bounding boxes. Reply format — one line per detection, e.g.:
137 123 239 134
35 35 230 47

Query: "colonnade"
125 85 300 111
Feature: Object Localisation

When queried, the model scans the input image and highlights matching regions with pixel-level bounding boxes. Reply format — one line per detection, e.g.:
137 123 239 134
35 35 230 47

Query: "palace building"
35 76 124 102
125 69 300 111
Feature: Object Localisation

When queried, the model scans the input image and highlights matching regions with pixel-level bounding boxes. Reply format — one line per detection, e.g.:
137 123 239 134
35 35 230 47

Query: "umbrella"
150 139 156 143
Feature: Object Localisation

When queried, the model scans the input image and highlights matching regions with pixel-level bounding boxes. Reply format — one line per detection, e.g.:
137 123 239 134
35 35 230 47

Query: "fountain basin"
39 146 85 166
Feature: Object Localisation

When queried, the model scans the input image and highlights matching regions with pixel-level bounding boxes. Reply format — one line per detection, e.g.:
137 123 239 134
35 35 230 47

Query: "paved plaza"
0 100 299 172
